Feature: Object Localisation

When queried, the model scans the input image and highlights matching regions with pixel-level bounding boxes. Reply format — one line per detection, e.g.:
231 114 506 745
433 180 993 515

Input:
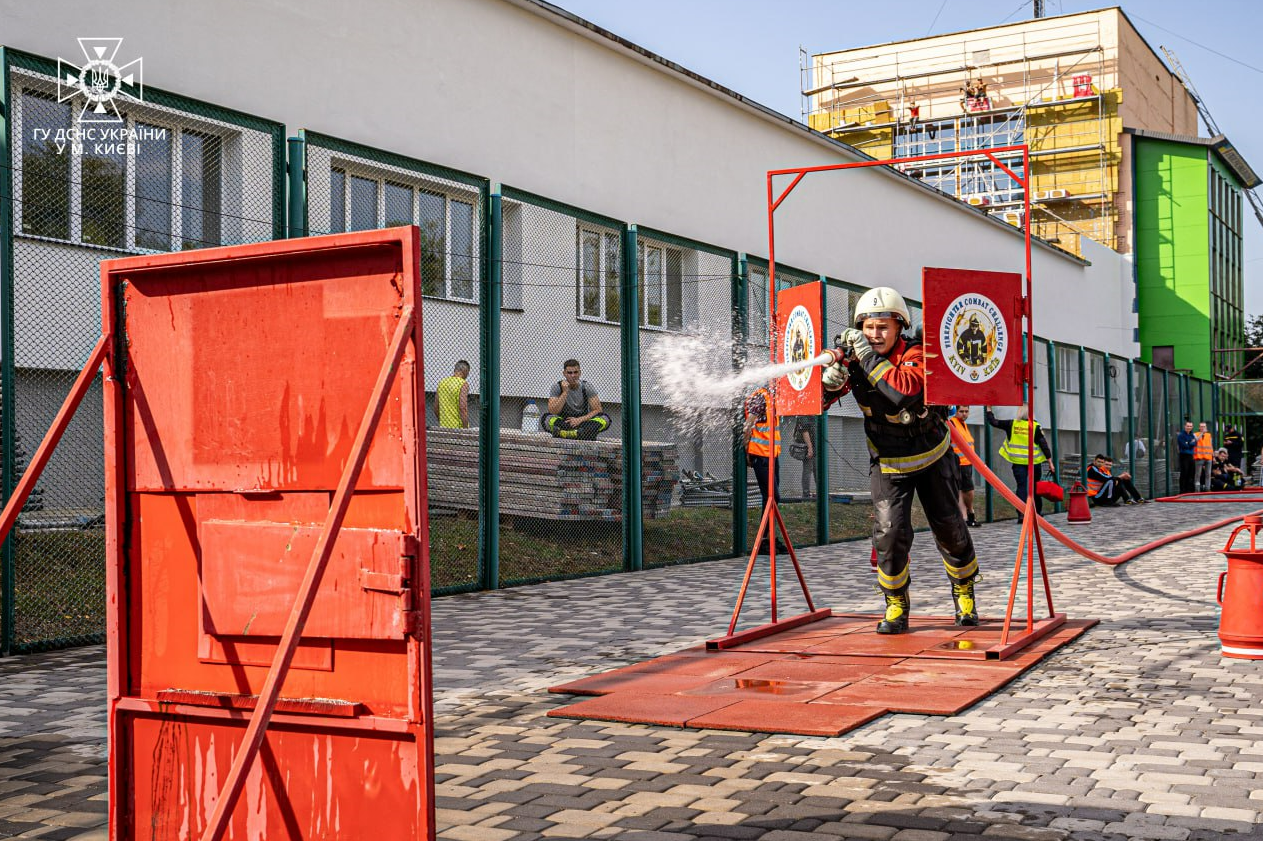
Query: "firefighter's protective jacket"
823 337 950 474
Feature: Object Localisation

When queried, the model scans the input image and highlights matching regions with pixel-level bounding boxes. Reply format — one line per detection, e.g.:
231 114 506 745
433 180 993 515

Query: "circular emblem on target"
783 304 816 391
940 293 1007 384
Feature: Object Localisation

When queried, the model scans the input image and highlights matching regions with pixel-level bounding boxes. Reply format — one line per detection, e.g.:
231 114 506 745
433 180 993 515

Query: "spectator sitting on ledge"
541 359 611 440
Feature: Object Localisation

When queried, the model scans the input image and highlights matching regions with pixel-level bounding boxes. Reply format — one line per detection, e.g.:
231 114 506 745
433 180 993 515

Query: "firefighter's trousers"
870 452 977 594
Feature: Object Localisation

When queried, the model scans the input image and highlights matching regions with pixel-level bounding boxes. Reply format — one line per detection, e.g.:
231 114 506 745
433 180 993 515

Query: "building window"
748 266 769 346
135 123 172 250
637 241 684 330
577 226 621 322
329 166 478 302
1055 346 1079 393
895 113 1025 207
180 131 222 250
17 89 224 252
1089 355 1106 398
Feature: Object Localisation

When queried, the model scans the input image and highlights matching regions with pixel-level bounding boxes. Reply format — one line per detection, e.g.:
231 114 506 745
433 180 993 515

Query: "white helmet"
854 286 910 328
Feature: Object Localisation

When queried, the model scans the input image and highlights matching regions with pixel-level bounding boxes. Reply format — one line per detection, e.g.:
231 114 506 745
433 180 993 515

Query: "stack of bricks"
425 427 678 521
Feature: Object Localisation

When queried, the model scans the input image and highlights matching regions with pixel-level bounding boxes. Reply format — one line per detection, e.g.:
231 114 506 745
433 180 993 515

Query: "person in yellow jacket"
948 406 979 528
1193 421 1214 491
985 406 1054 515
436 360 471 428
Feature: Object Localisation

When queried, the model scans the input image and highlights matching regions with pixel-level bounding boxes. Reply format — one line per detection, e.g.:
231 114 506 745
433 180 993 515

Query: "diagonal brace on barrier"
199 305 416 841
0 334 108 549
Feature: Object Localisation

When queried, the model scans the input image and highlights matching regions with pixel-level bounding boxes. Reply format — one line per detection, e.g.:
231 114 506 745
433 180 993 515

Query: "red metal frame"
101 229 435 841
751 145 1059 661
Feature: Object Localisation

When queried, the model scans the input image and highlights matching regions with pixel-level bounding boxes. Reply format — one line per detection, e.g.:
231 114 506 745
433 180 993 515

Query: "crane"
1161 45 1263 231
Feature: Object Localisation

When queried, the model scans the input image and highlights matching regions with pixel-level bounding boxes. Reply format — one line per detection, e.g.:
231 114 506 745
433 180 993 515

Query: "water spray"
642 331 839 435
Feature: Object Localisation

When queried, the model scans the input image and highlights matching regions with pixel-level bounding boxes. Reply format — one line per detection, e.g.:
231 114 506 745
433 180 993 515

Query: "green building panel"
1134 138 1212 380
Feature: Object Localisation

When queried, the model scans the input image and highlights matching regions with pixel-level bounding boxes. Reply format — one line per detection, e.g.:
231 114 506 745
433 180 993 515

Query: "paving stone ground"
2 500 1262 840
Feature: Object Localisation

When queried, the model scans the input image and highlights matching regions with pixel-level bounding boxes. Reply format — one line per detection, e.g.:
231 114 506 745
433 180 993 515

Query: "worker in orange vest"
744 385 785 555
948 406 980 528
1193 421 1214 492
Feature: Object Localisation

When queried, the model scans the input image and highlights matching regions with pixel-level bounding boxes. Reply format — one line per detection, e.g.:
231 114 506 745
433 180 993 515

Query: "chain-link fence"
1133 361 1155 497
303 132 487 594
640 232 736 568
1 49 284 652
495 190 627 586
1164 371 1183 494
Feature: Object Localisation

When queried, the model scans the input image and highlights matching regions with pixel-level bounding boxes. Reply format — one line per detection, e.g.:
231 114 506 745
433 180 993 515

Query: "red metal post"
199 306 416 841
0 335 107 547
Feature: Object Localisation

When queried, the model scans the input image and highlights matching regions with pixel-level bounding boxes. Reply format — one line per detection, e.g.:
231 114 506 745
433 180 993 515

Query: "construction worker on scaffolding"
820 286 979 634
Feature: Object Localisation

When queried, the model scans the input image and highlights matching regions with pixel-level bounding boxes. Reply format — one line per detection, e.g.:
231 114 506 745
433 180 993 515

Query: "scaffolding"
801 15 1121 256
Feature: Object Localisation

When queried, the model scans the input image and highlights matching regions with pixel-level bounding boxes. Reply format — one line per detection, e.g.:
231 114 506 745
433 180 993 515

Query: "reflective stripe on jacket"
1194 432 1214 461
1086 465 1111 497
949 416 974 465
999 419 1048 465
746 388 781 457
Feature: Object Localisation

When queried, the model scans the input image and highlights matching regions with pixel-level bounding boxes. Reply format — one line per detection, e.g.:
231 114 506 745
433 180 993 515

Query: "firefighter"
820 287 979 634
955 315 987 366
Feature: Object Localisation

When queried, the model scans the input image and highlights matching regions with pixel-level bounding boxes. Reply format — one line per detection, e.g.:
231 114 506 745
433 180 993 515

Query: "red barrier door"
101 228 434 840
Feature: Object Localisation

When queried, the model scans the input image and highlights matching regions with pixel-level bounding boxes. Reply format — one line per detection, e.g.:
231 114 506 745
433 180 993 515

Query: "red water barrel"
1066 482 1092 524
1218 515 1263 660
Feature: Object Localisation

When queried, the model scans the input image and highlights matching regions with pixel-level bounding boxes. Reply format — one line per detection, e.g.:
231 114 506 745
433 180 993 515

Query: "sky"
550 0 1263 319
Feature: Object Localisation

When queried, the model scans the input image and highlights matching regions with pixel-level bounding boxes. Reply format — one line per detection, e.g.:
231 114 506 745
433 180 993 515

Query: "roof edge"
499 0 1087 266
1126 128 1261 188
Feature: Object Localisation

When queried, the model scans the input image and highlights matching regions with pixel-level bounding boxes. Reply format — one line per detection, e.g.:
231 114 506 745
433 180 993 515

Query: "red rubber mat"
548 615 1096 736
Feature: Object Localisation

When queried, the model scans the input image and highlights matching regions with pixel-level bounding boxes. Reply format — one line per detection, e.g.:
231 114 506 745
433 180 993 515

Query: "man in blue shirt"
1176 421 1196 494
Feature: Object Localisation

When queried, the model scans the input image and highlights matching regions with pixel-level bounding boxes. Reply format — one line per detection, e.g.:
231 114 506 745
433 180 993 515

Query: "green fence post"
1145 365 1155 499
479 186 502 591
1126 359 1135 486
1181 374 1190 423
621 225 643 572
1103 352 1113 468
1046 342 1061 512
1163 369 1172 496
816 276 829 545
0 48 13 655
1078 347 1088 482
1212 380 1220 442
732 255 748 556
983 421 994 523
286 135 307 238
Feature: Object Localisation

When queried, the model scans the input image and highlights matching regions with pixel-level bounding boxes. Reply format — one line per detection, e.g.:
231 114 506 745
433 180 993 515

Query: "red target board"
922 267 1023 407
775 281 824 416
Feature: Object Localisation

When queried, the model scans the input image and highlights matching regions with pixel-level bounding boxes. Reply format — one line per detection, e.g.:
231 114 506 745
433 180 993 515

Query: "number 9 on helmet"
854 286 910 328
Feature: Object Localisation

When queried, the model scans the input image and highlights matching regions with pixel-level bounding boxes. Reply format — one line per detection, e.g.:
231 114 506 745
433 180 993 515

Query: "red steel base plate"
548 615 1096 736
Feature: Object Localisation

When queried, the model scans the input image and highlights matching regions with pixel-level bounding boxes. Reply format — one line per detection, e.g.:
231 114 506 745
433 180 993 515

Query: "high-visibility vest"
1086 468 1109 497
999 419 1047 465
949 416 973 465
436 375 466 428
1194 432 1213 461
746 388 781 458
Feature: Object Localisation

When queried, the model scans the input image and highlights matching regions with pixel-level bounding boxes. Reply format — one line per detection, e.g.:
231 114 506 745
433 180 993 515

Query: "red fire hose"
947 425 1263 566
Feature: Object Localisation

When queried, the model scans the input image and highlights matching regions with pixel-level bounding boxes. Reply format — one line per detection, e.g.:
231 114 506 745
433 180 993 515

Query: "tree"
1241 314 1263 380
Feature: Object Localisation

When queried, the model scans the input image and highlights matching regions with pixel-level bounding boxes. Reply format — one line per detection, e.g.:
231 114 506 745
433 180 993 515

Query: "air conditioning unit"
965 195 991 207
